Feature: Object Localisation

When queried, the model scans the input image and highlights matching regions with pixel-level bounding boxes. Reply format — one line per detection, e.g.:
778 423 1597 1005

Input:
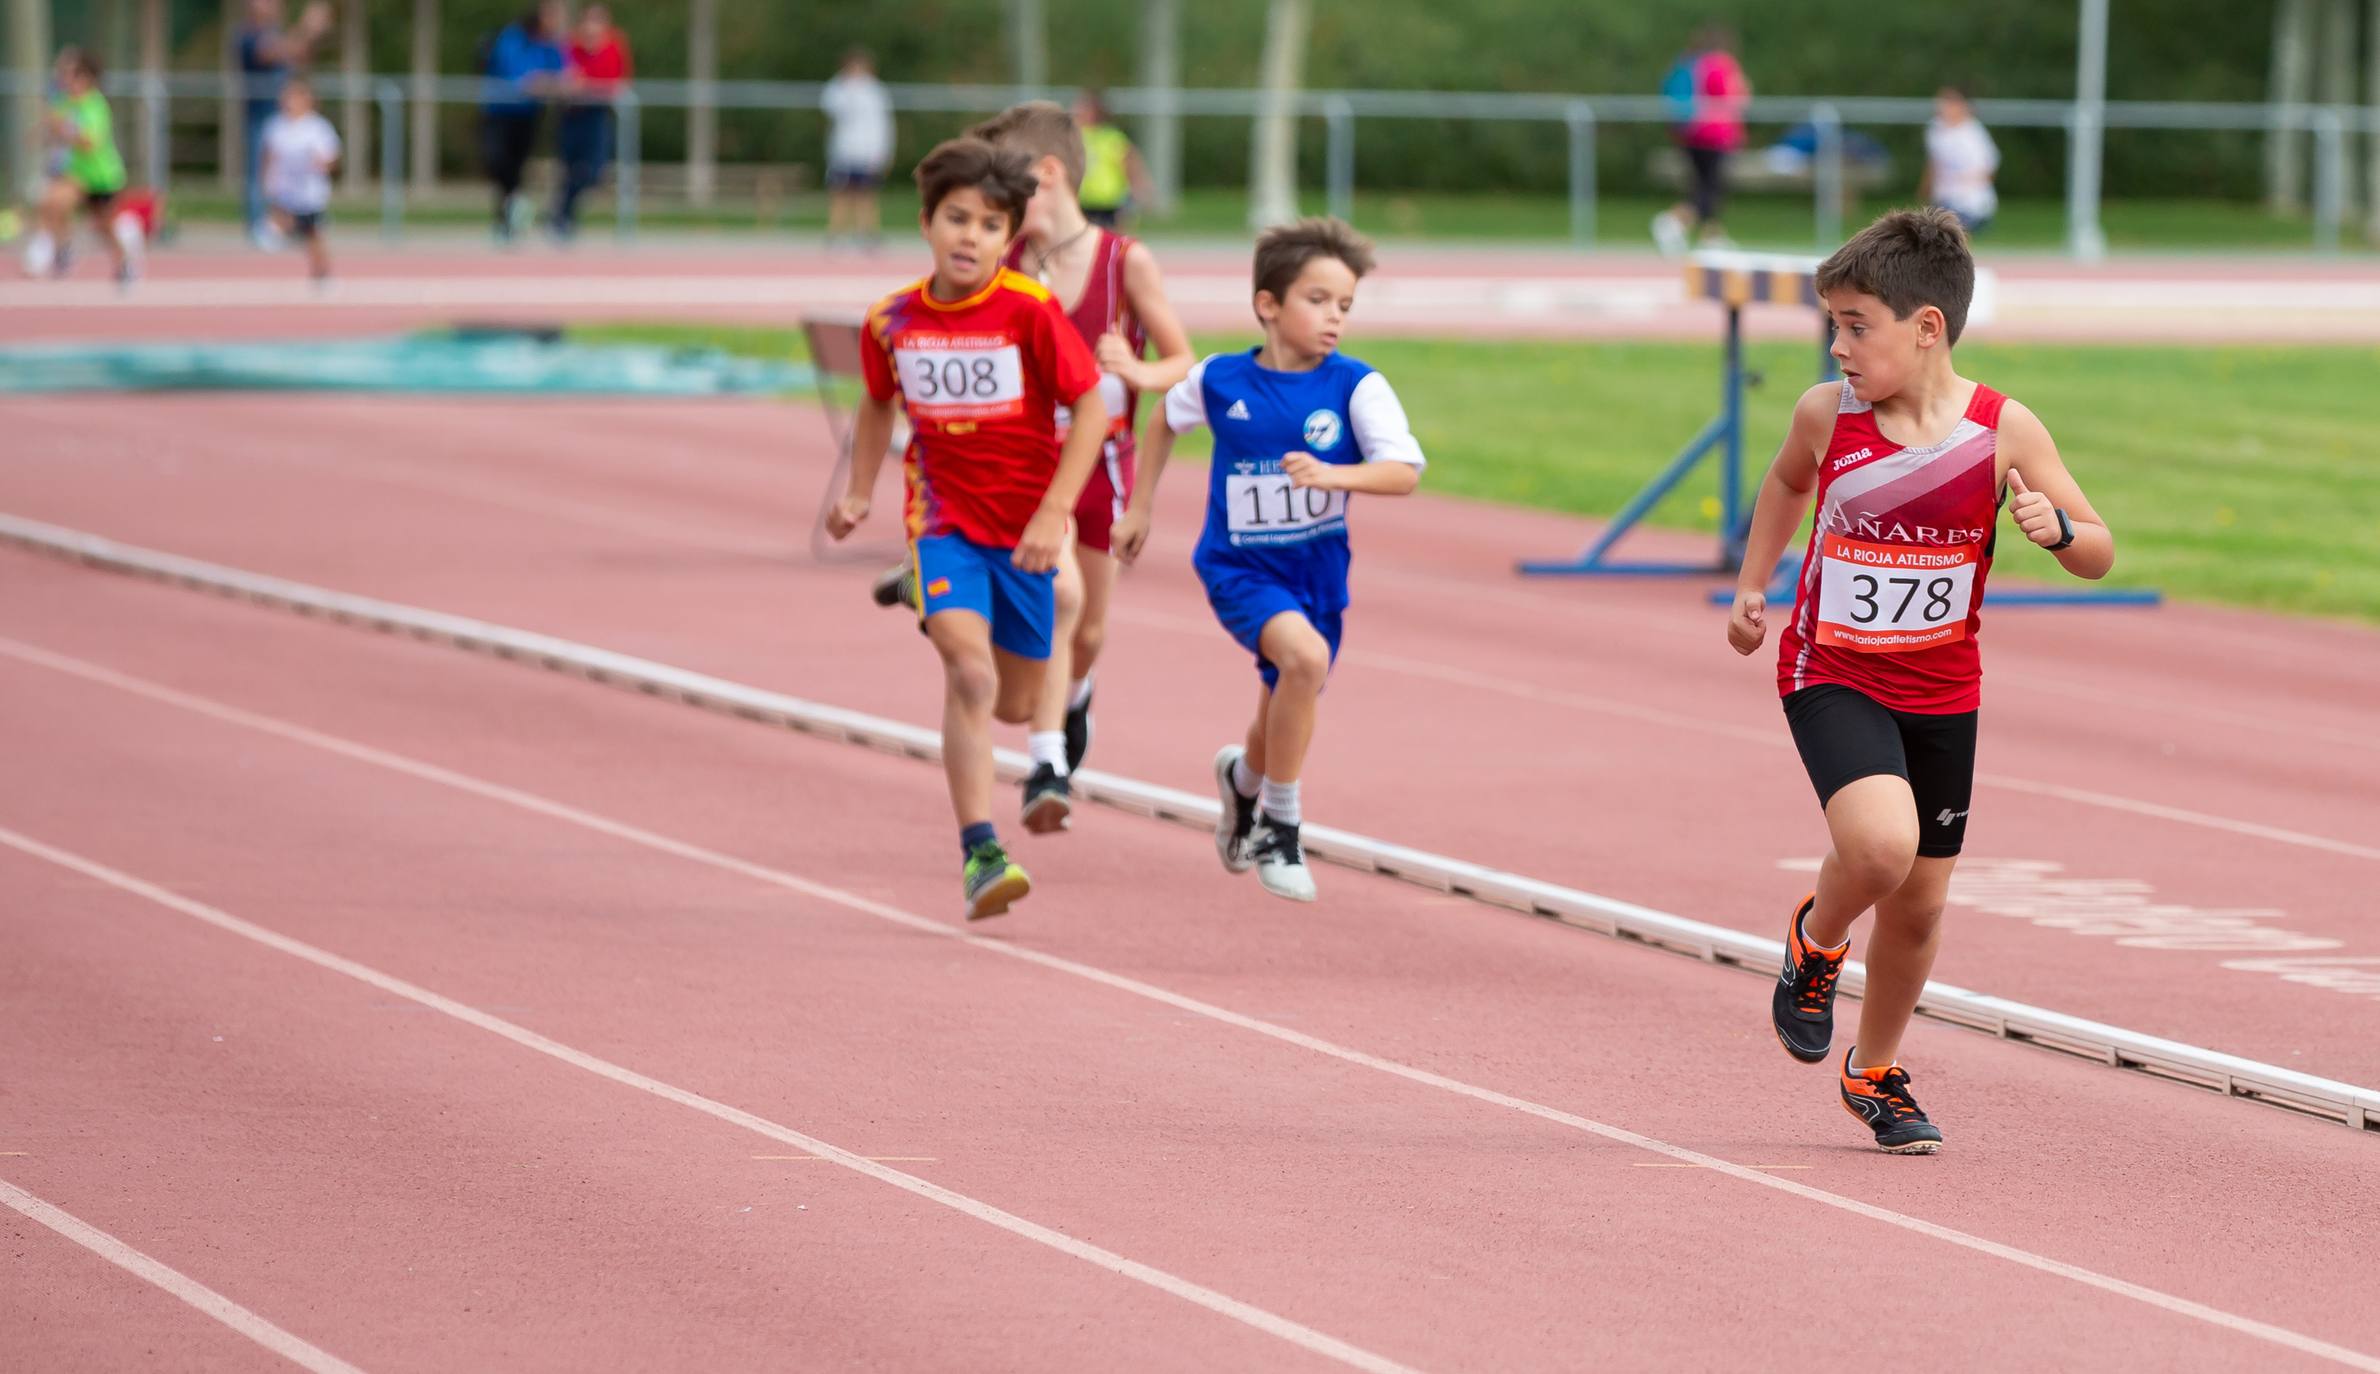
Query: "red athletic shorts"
1072 438 1136 554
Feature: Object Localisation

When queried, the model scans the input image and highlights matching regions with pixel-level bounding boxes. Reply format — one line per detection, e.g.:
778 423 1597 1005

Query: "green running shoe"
963 840 1031 921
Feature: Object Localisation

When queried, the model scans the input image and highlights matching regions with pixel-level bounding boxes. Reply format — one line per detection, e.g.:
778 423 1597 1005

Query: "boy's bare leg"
991 644 1047 728
1801 774 1921 948
1071 544 1120 680
926 611 1002 828
1030 543 1085 739
1848 855 1954 1069
1250 611 1329 786
306 232 331 279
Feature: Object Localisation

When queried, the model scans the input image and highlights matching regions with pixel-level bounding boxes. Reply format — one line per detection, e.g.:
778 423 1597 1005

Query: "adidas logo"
1225 399 1251 420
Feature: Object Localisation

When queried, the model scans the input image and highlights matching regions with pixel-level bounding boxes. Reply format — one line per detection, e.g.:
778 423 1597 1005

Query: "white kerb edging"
2 511 2368 1134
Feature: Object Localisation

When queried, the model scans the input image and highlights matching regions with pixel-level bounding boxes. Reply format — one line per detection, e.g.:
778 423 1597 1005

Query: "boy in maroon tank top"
871 101 1194 833
1727 209 2117 1152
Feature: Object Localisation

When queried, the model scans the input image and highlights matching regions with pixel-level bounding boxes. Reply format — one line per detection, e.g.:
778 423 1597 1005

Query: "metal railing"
6 69 2375 253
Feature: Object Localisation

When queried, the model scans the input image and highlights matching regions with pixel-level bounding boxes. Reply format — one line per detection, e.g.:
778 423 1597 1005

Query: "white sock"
1068 673 1094 711
1258 778 1301 827
1230 755 1260 798
1028 730 1068 776
23 230 55 277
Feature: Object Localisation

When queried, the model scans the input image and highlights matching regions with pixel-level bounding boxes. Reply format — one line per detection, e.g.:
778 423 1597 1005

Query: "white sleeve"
322 121 343 158
1163 354 1213 433
1349 371 1425 468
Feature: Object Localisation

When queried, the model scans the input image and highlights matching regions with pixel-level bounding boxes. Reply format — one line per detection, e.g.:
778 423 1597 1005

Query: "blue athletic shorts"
916 531 1057 660
1201 567 1343 690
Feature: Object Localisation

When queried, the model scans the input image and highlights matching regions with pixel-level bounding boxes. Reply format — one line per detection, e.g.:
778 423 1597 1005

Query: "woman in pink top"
1652 25 1751 255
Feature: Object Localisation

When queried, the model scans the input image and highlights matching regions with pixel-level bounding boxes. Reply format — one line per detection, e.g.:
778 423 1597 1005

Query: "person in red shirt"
550 4 631 239
1728 209 2116 1153
825 138 1108 920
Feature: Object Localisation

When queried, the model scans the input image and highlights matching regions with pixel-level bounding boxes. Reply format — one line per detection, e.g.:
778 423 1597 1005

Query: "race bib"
893 336 1025 423
1056 371 1133 439
1226 469 1347 546
1814 535 1978 653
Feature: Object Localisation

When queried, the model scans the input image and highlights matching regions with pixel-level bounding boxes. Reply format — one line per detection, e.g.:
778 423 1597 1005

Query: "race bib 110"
1814 535 1978 653
1225 470 1347 546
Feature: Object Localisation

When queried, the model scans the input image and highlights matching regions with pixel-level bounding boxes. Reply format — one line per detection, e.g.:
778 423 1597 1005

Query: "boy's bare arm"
1999 401 2115 580
1284 453 1418 496
1112 420 1177 564
1101 244 1194 394
1727 382 1834 654
1015 387 1109 573
823 393 897 540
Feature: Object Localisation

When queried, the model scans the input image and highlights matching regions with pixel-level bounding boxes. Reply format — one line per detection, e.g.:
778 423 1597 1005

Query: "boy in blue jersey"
1115 218 1426 901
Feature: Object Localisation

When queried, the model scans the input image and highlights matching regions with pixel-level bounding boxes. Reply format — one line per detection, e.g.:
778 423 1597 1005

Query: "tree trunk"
1247 0 1309 229
688 0 717 206
219 0 240 191
1140 0 1180 214
2267 0 2316 211
410 0 438 193
7 0 50 203
341 0 368 193
1011 0 1047 91
138 0 166 191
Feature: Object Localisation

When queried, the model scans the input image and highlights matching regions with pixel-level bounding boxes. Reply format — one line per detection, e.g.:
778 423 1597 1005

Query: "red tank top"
1002 227 1146 453
1776 380 2007 714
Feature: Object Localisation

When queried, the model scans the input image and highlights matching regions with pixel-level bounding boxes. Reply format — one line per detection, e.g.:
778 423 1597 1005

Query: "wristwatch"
2048 508 2076 552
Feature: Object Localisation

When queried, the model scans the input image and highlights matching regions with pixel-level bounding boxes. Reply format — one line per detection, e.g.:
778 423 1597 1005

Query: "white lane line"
5 639 2374 1371
0 827 1417 1374
1 1177 367 1374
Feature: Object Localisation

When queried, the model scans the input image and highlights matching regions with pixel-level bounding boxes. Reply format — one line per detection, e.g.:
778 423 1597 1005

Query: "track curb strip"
5 511 2370 1134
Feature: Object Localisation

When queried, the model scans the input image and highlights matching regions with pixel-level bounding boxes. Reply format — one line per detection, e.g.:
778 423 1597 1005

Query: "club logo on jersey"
1302 409 1343 451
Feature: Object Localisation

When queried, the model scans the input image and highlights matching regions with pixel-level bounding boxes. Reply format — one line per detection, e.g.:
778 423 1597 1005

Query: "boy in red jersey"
1727 208 2115 1153
825 138 1108 920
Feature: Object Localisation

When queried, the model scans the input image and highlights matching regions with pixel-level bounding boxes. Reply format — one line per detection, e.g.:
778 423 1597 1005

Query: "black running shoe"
1211 746 1258 874
1772 892 1848 1064
1063 686 1093 773
870 561 918 610
1021 763 1072 834
1840 1051 1945 1154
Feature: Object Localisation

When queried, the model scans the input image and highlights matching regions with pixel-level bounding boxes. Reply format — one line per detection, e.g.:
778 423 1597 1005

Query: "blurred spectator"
22 48 133 283
1071 89 1154 227
552 4 633 239
822 48 894 250
480 2 570 244
260 75 342 283
1652 24 1750 256
236 0 333 247
1922 87 1999 236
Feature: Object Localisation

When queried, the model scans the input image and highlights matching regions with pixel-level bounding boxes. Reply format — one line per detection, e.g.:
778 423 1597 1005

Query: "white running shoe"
1650 209 1690 257
1211 745 1257 874
1248 816 1317 903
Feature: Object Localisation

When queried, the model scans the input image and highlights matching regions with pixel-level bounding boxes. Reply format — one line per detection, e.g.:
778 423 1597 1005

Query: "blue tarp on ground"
0 329 811 396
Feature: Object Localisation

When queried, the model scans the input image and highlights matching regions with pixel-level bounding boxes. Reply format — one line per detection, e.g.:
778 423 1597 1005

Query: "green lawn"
573 323 2380 624
168 186 2372 255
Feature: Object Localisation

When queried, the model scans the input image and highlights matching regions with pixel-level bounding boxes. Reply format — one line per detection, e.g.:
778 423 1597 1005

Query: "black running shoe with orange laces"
1771 893 1848 1063
1839 1051 1945 1154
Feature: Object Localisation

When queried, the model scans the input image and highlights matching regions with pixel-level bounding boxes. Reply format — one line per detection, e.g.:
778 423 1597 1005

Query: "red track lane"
5 558 2379 1372
5 393 2377 1089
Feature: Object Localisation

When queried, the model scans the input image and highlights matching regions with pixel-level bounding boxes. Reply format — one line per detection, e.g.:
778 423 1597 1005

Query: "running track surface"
6 239 2380 343
8 497 2380 1373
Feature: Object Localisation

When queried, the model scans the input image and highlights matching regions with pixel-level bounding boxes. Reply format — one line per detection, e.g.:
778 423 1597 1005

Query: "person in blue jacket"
480 2 569 243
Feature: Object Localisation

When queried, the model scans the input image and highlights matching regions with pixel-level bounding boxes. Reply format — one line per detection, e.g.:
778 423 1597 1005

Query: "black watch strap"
2049 508 2076 552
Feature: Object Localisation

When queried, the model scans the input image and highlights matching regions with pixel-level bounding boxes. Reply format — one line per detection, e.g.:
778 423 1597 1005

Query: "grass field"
170 187 2374 255
576 323 2380 624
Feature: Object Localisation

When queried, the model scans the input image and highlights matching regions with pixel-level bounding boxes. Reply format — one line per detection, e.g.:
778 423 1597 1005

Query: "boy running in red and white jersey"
825 138 1108 920
1728 208 2116 1153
